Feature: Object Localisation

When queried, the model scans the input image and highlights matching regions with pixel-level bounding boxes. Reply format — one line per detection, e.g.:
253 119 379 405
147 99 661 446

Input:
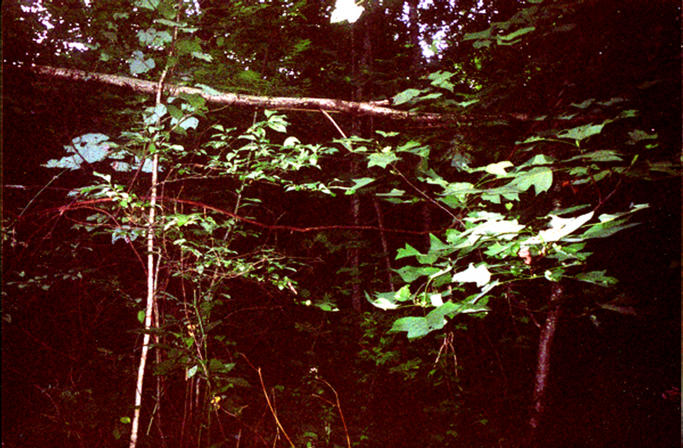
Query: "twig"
316 377 352 448
393 167 463 227
320 109 348 139
256 368 296 448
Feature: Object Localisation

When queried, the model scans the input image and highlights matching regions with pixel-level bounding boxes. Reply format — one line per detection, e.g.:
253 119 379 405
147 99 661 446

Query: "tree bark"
528 282 564 446
373 198 394 292
24 64 452 123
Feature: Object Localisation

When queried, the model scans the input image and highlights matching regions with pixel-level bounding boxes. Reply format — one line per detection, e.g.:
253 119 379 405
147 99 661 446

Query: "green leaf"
537 211 594 242
179 93 207 109
627 129 658 144
396 243 422 260
345 177 375 195
428 71 455 92
544 268 564 282
176 38 202 56
389 316 432 339
191 51 213 62
367 151 398 169
521 154 554 166
557 122 605 141
392 88 423 105
576 270 618 286
452 263 491 287
128 50 155 74
375 130 399 137
580 219 638 240
135 0 160 10
177 116 199 131
463 28 492 42
394 265 441 283
510 166 553 194
483 161 513 177
238 70 262 83
166 104 183 119
571 99 595 109
396 140 428 157
567 150 622 162
158 0 177 19
428 233 451 252
137 310 146 323
366 286 412 310
137 28 172 47
498 26 535 42
461 213 525 241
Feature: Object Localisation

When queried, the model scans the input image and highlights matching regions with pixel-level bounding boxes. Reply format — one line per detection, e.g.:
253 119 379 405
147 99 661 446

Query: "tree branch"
26 64 460 123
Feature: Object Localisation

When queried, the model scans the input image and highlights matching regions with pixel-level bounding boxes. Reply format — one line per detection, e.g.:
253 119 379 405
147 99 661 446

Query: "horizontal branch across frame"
27 65 465 124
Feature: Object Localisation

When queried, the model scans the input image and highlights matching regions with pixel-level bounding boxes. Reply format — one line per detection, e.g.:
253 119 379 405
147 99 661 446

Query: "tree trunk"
407 0 422 69
348 14 374 312
373 198 394 291
528 283 564 445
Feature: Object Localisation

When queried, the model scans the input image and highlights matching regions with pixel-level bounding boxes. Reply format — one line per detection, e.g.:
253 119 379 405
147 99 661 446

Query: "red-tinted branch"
39 197 441 235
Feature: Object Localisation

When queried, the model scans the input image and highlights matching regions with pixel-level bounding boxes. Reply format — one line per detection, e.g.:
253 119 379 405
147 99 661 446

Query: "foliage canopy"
2 0 680 447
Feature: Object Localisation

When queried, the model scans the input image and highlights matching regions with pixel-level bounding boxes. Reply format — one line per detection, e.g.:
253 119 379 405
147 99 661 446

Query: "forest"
2 1 680 447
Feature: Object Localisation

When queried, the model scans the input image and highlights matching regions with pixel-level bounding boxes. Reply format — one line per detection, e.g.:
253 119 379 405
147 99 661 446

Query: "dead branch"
27 64 462 124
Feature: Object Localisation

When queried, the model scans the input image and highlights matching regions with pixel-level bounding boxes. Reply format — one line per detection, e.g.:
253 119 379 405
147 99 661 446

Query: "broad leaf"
128 50 155 74
452 263 491 287
367 151 399 169
510 166 553 194
392 88 423 105
576 270 618 286
537 212 594 242
557 122 605 141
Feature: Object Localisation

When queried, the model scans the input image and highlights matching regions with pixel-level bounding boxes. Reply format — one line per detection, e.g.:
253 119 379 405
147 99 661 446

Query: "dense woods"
2 1 680 447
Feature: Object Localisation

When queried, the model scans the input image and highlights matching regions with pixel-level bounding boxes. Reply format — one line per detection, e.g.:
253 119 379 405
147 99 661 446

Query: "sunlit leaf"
187 365 198 379
484 161 513 177
389 316 432 339
345 177 375 195
191 51 213 62
392 88 423 105
396 243 422 260
367 151 398 169
135 0 160 10
557 122 605 141
177 116 199 130
330 0 364 23
498 26 535 41
452 263 491 287
537 212 594 242
128 50 155 74
510 166 553 194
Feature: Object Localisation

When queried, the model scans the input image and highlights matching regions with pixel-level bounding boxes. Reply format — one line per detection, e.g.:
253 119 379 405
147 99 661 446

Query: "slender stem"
17 168 67 218
317 377 352 448
393 166 463 226
257 368 296 448
320 109 347 138
128 52 169 448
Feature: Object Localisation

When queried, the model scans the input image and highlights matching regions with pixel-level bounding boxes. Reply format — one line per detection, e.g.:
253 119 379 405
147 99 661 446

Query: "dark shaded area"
2 1 681 447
